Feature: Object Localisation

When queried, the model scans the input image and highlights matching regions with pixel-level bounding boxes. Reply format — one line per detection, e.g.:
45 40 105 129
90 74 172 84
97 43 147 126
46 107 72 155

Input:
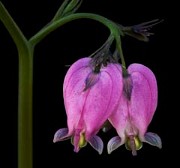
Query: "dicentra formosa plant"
54 18 163 155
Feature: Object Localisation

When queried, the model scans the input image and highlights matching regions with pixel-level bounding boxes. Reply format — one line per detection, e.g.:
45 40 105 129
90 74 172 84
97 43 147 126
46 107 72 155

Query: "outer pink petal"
63 58 92 134
128 63 158 124
128 72 151 136
128 64 158 137
84 64 123 139
63 58 91 93
108 93 129 144
109 64 158 140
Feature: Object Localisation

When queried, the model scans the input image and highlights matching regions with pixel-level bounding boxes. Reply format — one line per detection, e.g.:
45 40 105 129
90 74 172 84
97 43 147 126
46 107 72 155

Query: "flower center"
78 132 87 147
71 131 87 152
125 135 142 156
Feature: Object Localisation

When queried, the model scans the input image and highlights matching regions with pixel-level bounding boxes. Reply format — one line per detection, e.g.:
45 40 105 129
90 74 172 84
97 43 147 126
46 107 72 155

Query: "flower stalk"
0 2 33 168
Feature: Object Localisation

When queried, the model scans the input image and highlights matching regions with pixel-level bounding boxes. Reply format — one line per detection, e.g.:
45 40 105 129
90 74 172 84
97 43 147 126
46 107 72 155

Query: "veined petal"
63 57 91 93
128 63 158 124
107 136 122 154
127 64 158 136
63 58 92 132
108 94 129 140
144 132 162 148
128 72 152 135
84 63 123 136
53 128 70 143
88 135 103 154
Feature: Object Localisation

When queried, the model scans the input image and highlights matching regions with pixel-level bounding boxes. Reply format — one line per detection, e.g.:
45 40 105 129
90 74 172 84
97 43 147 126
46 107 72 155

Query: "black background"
0 0 175 167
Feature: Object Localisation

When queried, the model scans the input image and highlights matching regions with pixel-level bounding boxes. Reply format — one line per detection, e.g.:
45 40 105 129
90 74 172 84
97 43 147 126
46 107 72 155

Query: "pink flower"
53 57 123 154
107 63 162 155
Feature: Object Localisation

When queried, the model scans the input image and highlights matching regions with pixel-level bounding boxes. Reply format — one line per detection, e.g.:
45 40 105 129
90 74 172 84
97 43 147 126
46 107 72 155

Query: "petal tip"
107 136 122 154
144 132 162 149
88 135 104 155
53 128 69 143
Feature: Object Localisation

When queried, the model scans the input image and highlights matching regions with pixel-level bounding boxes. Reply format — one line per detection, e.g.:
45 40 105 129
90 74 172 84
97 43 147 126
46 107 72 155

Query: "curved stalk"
29 13 121 46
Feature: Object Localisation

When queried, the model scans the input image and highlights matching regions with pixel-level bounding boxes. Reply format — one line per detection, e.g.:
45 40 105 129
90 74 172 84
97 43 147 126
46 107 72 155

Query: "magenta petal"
53 128 70 143
63 58 92 133
108 94 129 141
88 135 103 154
73 130 81 153
84 64 123 137
107 136 122 154
144 132 162 148
63 58 123 153
128 64 158 136
128 63 158 124
108 63 159 154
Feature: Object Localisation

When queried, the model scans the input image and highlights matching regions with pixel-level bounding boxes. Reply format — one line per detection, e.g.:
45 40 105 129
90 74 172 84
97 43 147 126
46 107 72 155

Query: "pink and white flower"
54 57 123 154
107 63 162 155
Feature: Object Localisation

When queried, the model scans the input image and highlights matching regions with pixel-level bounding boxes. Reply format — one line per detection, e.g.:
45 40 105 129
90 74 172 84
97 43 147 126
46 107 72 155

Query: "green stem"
0 2 33 168
115 35 127 74
30 12 127 70
0 2 28 50
29 13 120 46
18 47 33 168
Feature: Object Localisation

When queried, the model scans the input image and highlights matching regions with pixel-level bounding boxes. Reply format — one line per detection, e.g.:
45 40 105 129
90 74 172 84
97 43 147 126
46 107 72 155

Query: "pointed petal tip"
74 146 80 153
53 138 58 143
144 132 162 149
107 136 122 154
88 135 104 155
132 150 137 156
107 147 113 155
53 128 69 143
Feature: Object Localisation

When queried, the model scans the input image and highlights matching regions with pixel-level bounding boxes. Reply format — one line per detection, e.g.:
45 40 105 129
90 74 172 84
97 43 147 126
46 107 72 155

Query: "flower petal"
88 135 103 154
84 63 123 137
128 63 158 124
108 94 129 140
107 136 122 154
127 64 158 136
53 128 70 143
144 132 162 148
63 58 92 133
63 58 91 93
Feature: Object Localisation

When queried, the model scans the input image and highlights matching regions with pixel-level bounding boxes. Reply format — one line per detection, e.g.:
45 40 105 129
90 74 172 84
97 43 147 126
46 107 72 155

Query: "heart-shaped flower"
107 63 162 155
54 57 123 154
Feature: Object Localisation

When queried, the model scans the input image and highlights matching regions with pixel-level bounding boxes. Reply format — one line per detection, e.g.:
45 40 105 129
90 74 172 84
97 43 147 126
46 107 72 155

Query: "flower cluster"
53 54 162 155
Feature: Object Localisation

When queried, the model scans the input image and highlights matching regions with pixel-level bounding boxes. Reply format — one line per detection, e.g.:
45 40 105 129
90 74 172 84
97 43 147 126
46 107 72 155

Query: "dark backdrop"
0 0 175 167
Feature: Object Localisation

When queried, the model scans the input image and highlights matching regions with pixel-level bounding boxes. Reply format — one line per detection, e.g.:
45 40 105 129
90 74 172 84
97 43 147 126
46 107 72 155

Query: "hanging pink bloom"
53 57 123 154
107 63 162 155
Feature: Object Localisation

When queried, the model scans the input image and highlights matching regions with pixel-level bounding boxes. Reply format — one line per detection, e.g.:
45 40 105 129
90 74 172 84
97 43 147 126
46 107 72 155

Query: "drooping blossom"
53 57 123 154
107 63 162 155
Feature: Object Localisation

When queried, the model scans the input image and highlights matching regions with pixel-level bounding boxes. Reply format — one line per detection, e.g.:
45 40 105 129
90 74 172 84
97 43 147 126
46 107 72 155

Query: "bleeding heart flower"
53 57 123 154
107 63 162 155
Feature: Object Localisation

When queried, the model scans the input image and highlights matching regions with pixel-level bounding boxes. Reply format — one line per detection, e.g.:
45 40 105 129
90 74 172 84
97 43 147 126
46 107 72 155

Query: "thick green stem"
0 2 33 168
18 48 33 168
